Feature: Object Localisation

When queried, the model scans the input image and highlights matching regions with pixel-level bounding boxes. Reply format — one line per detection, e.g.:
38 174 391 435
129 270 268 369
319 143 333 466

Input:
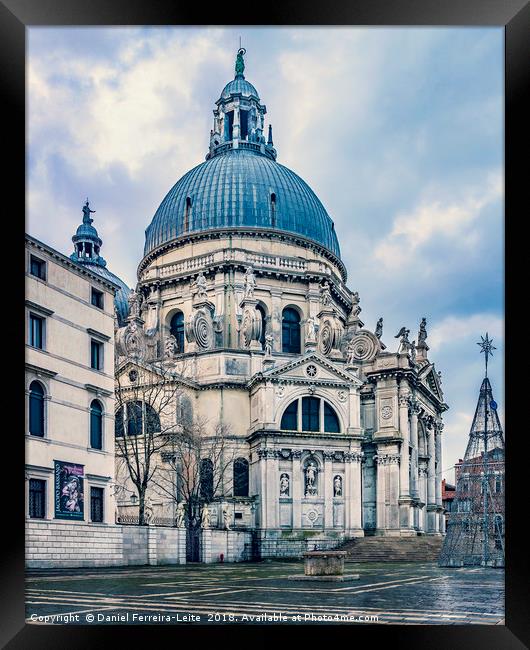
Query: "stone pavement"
25 561 504 626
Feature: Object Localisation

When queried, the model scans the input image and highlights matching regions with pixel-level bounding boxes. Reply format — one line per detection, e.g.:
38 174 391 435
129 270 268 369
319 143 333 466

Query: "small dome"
74 223 100 240
84 263 131 325
221 76 259 99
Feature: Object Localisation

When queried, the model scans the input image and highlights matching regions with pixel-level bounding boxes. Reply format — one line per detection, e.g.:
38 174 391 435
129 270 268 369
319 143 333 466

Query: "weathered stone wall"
200 529 252 563
26 520 186 569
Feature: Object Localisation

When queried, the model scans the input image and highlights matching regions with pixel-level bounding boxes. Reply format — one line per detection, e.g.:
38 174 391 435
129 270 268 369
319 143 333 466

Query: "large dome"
144 148 341 258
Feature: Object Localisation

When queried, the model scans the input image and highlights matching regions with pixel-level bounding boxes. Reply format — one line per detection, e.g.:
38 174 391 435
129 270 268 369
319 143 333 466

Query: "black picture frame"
7 0 527 647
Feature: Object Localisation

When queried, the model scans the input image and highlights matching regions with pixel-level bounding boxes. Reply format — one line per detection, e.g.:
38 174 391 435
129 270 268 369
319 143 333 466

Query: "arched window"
282 308 301 354
324 402 340 433
302 396 320 432
270 192 277 227
114 401 160 437
256 304 266 350
29 381 44 437
184 197 192 232
200 459 214 502
280 400 298 430
170 312 185 353
280 397 341 433
233 458 249 497
90 400 103 449
145 403 161 434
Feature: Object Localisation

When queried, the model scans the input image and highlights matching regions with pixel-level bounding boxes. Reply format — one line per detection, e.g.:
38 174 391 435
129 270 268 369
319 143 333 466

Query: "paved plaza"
25 560 504 625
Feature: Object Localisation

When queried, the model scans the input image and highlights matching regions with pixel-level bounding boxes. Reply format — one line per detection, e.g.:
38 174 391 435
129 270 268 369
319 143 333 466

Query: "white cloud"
429 312 503 352
373 171 503 270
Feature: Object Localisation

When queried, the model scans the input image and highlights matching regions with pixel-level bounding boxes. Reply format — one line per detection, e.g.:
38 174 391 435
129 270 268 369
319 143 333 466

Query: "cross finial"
477 332 496 377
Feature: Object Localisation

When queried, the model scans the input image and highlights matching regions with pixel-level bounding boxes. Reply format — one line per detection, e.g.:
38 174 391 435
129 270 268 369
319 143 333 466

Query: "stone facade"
112 53 449 558
25 235 118 537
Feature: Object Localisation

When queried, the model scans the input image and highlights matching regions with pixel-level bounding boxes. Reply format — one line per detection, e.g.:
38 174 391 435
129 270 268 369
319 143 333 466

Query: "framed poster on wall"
54 460 84 520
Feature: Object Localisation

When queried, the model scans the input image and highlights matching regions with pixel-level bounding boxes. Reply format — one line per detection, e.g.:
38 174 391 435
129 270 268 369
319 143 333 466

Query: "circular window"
306 364 317 378
128 370 138 383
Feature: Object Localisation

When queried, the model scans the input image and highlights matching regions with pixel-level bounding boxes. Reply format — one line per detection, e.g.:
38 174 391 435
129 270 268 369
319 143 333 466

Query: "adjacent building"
25 234 120 566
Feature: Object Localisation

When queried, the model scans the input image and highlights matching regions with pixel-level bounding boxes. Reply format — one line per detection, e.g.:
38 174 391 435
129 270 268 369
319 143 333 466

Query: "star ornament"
477 333 496 358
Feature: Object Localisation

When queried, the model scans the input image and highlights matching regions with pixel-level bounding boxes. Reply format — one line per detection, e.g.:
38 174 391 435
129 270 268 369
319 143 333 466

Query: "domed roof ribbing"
143 50 341 261
144 149 340 257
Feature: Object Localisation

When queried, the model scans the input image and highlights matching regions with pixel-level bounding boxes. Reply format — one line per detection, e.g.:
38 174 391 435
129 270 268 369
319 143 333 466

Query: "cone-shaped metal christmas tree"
439 334 504 567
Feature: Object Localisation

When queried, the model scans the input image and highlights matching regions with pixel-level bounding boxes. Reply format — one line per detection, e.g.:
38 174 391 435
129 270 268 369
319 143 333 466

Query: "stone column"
147 526 158 566
375 451 400 534
233 104 240 140
323 451 334 530
409 398 420 530
292 450 302 530
398 389 413 533
418 466 428 532
266 449 279 529
258 449 268 530
201 528 213 563
426 420 437 534
348 451 363 534
435 421 444 534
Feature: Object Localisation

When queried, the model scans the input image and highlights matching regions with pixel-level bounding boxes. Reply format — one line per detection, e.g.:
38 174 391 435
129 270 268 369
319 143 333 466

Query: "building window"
270 193 277 228
90 340 103 370
30 255 46 280
324 402 341 433
29 381 45 437
495 477 502 493
170 312 185 352
29 313 44 349
91 288 104 309
114 401 160 437
184 197 192 232
200 458 214 502
280 397 341 433
90 400 103 449
240 109 249 139
233 458 249 497
282 307 301 354
90 487 104 523
280 400 298 430
29 479 46 519
302 396 320 432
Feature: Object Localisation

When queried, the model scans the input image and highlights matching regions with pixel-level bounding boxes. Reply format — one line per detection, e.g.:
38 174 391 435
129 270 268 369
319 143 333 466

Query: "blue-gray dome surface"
83 263 131 325
221 77 259 99
144 149 341 258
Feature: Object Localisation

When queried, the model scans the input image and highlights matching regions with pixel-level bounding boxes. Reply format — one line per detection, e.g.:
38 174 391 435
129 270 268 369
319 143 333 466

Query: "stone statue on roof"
82 199 95 224
235 48 246 76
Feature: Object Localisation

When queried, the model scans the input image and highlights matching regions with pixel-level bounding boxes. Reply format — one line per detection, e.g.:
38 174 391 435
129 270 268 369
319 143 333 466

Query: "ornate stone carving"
344 451 363 463
337 390 348 402
306 364 317 378
418 317 428 346
127 289 142 319
350 291 361 317
201 504 210 529
305 316 317 344
323 451 335 461
164 334 178 358
292 450 303 460
186 307 214 350
279 473 290 496
375 454 400 465
304 460 318 496
193 271 208 299
318 316 342 357
319 281 332 306
346 329 379 363
275 384 285 397
244 266 256 299
264 332 274 356
381 405 393 420
241 306 262 348
395 327 412 355
175 502 185 528
333 475 343 497
123 320 146 361
375 317 383 339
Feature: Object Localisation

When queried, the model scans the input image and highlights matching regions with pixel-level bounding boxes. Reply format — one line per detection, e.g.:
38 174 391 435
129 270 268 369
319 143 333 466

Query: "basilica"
69 50 448 558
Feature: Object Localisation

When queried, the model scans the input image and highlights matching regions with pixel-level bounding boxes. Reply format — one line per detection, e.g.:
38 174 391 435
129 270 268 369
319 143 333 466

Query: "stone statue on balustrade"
244 266 256 299
175 502 186 528
193 272 208 299
201 504 210 529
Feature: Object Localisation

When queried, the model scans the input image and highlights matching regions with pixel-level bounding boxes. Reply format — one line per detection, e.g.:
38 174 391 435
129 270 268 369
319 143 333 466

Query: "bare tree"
153 417 238 559
114 360 188 525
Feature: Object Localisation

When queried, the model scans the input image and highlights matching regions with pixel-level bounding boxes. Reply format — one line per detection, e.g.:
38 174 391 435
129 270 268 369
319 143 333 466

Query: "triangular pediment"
418 363 444 401
115 359 198 390
254 352 362 387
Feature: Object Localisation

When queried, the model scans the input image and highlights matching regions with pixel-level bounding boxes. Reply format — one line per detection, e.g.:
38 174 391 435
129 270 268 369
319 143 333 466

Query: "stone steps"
340 536 444 563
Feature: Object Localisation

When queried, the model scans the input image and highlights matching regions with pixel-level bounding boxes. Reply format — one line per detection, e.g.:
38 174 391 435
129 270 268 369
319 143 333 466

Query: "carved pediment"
254 352 362 387
418 363 444 401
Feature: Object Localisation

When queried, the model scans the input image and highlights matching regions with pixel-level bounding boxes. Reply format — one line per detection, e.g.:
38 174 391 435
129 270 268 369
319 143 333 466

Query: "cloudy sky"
27 27 504 481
